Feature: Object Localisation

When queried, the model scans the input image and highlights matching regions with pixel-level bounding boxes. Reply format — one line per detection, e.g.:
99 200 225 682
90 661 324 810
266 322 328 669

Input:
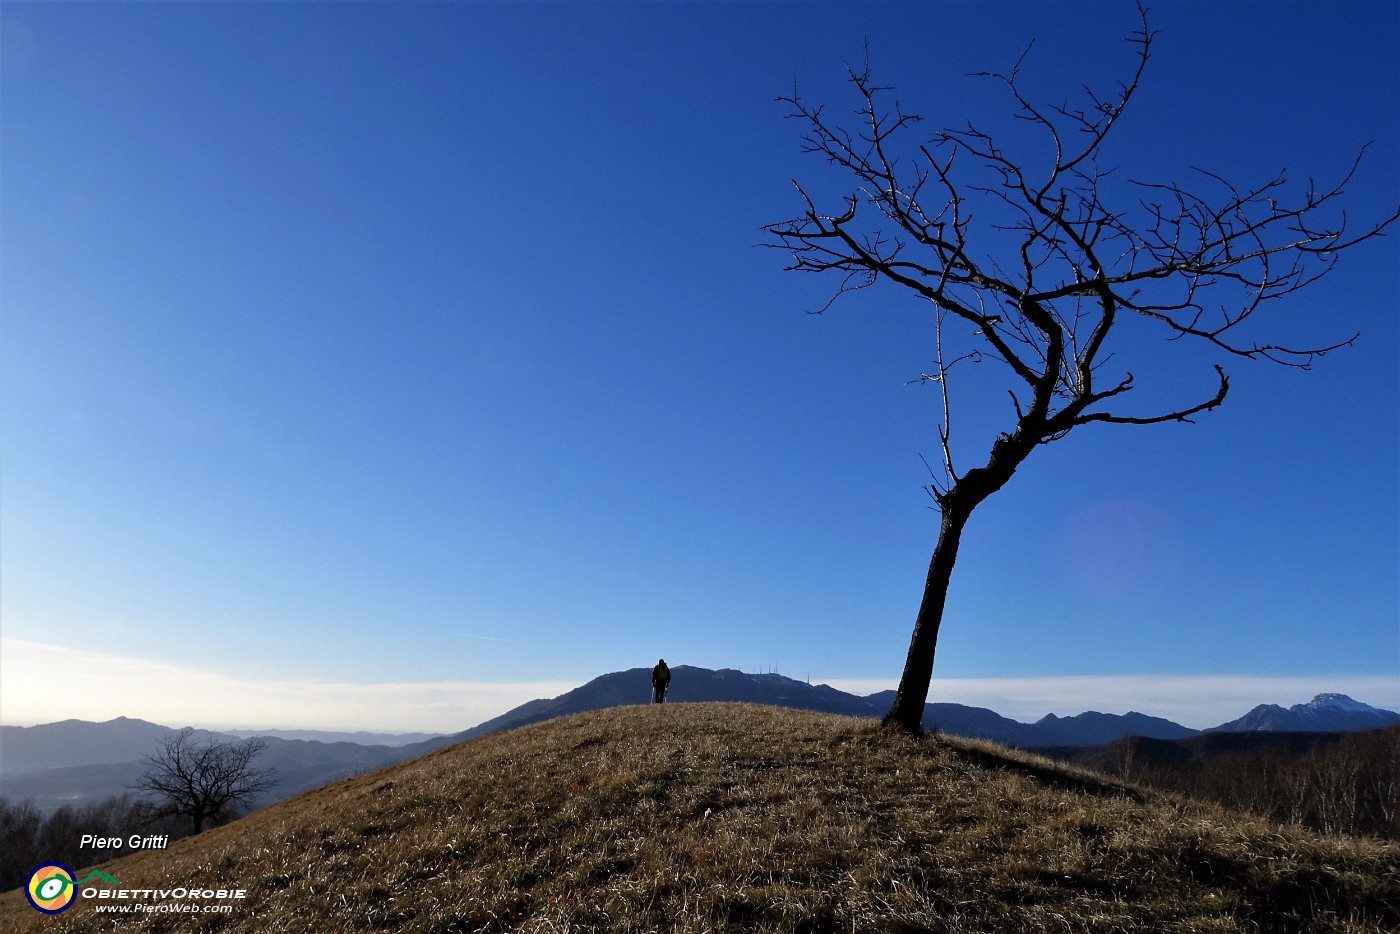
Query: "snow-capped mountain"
1209 693 1400 733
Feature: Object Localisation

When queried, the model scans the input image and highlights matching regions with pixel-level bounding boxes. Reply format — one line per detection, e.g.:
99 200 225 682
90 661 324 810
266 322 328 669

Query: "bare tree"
132 729 277 833
0 798 42 891
764 5 1398 733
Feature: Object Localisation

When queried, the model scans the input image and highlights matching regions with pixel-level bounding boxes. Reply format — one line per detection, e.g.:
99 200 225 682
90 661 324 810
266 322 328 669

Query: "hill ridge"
3 703 1395 932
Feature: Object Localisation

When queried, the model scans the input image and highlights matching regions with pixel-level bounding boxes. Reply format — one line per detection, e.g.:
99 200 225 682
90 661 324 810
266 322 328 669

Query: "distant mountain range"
1206 692 1400 734
454 667 887 742
2 667 1394 813
459 666 1397 746
0 721 456 814
222 728 442 746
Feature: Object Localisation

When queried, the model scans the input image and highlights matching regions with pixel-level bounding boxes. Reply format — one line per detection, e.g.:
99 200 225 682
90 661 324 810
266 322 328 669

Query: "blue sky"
2 1 1396 731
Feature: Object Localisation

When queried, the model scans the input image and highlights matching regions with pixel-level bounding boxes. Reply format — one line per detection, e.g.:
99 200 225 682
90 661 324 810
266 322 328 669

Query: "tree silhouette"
764 5 1399 733
133 729 276 833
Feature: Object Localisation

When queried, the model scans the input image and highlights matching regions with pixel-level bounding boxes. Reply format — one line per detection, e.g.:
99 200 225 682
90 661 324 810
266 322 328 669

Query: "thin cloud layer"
0 639 575 733
3 639 1395 733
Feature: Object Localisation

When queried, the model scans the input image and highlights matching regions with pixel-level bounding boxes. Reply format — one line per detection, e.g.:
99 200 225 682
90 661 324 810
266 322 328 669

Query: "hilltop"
455 665 1398 747
3 704 1397 932
8 669 1395 819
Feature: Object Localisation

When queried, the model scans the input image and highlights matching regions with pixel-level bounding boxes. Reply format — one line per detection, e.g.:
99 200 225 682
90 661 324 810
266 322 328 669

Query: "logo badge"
26 863 77 914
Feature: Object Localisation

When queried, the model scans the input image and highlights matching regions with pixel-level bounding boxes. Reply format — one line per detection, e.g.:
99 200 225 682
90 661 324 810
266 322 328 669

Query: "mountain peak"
1210 695 1399 734
1302 693 1373 713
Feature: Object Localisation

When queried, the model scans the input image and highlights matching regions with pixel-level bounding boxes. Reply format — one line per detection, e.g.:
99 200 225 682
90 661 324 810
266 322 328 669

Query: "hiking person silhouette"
651 659 671 704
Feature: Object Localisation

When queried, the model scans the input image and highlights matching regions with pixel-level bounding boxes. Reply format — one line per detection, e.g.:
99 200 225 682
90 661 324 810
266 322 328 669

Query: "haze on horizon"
1 2 1395 735
4 639 1398 736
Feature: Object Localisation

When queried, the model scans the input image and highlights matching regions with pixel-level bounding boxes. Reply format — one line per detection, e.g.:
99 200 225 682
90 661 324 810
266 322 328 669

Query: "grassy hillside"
3 704 1397 933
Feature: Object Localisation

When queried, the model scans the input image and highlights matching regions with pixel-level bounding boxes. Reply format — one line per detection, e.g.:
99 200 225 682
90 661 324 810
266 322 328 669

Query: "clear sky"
2 1 1396 732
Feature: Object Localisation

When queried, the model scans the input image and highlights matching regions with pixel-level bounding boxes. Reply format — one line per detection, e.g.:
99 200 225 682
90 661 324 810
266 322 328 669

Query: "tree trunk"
882 502 973 734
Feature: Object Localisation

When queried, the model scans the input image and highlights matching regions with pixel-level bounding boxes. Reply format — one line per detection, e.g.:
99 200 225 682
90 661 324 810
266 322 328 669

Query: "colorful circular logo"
26 863 77 914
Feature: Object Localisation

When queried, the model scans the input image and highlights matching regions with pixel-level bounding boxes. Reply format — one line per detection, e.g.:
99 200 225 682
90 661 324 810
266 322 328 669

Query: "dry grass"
3 703 1397 932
